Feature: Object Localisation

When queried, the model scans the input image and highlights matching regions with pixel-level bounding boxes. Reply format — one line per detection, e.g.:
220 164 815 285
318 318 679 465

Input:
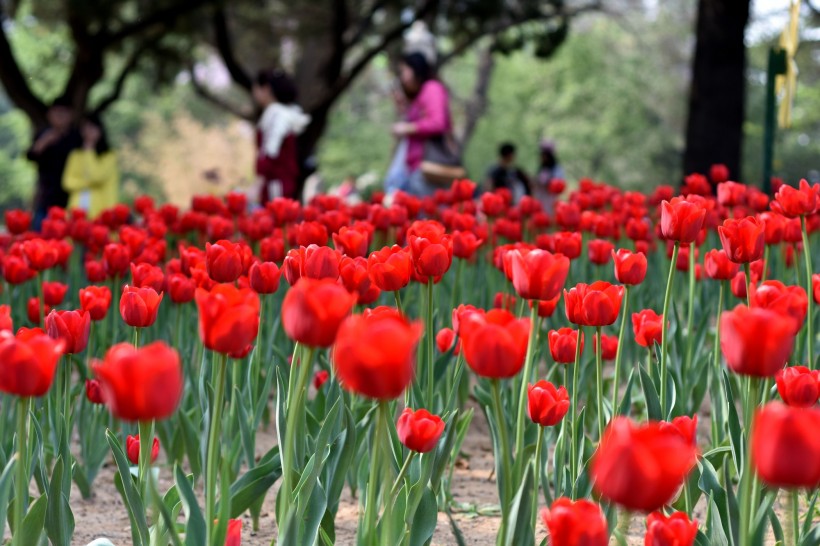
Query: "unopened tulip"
397 408 445 452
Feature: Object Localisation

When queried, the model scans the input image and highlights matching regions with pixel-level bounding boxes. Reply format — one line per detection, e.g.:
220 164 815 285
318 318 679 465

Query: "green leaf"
229 446 281 518
18 492 48 546
722 370 743 475
179 409 203 478
639 367 662 420
409 486 438 546
174 465 207 546
697 458 730 545
106 430 149 546
150 477 182 546
44 455 74 546
300 482 327 546
617 368 635 416
0 457 17 541
503 464 534 546
706 496 730 546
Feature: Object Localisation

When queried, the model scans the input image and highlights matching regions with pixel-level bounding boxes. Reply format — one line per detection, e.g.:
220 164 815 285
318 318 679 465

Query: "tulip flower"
776 366 820 407
718 216 765 264
332 226 370 258
527 380 570 427
509 249 570 302
167 273 196 304
92 341 183 421
720 305 795 377
119 282 164 331
27 297 51 325
717 180 746 207
552 231 582 260
612 249 647 285
461 310 529 379
42 281 68 306
5 209 31 234
46 310 91 354
126 435 159 465
644 511 698 546
85 379 104 404
752 402 820 488
660 197 706 244
313 370 329 390
704 249 740 280
750 280 808 335
339 256 380 305
397 408 445 453
771 179 820 218
205 240 245 283
406 220 453 279
540 498 608 546
436 328 456 353
591 417 698 512
632 309 664 348
79 285 112 321
548 328 582 364
226 519 242 546
282 278 357 348
368 245 413 292
248 261 281 294
103 243 130 277
2 255 36 285
195 284 260 356
564 281 624 327
0 329 65 397
452 230 483 260
661 415 698 447
21 238 59 271
593 333 617 361
587 238 614 266
0 305 11 333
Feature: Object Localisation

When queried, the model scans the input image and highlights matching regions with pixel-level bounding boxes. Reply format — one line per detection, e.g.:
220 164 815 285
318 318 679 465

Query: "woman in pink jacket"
385 52 453 197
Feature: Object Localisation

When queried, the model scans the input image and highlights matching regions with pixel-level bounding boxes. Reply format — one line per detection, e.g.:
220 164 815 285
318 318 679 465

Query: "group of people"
485 141 564 209
27 98 118 229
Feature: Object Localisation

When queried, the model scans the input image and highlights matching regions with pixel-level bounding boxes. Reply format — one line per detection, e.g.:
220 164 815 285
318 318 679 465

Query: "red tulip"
703 249 740 280
530 294 561 318
103 243 130 277
660 198 705 244
594 333 618 361
540 498 608 546
368 245 413 292
632 309 664 348
85 378 104 404
5 209 31 234
313 370 329 390
718 216 765 264
750 280 807 335
462 310 530 379
527 380 570 427
397 408 445 452
661 415 698 447
752 402 820 488
509 249 570 301
0 329 64 397
79 285 112 321
591 417 698 512
452 230 483 260
92 341 183 421
720 304 795 377
549 328 582 364
332 226 370 258
205 240 244 283
771 179 820 218
436 327 456 353
644 511 698 546
195 284 260 356
249 261 281 294
84 259 106 283
282 278 357 348
587 238 614 266
130 263 165 293
46 310 91 354
407 220 453 279
339 256 380 305
717 180 746 207
21 238 58 271
27 297 51 325
814 273 820 305
552 231 582 260
225 519 242 546
481 192 507 217
126 434 159 465
2 255 35 285
332 312 422 399
776 366 820 407
564 281 624 327
612 249 647 285
0 305 11 333
42 281 68 306
120 285 163 328
167 273 196 304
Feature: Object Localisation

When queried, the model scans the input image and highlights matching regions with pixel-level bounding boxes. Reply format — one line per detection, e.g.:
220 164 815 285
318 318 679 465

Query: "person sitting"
485 142 530 203
62 114 119 218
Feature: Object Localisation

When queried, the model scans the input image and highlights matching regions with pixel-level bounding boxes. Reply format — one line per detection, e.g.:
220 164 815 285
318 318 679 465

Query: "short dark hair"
51 95 72 109
499 142 516 157
401 52 434 84
82 114 111 155
255 69 298 104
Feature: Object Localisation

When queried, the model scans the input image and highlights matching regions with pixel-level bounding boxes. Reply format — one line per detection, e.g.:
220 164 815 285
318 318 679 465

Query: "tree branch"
102 0 215 46
188 66 254 121
92 38 160 115
344 0 389 48
0 9 47 126
212 6 252 90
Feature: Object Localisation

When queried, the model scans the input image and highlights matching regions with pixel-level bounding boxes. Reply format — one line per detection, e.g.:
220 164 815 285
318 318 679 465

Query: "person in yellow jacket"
62 115 118 217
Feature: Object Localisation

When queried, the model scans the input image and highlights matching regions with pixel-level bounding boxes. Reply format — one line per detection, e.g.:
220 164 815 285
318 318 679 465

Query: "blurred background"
0 0 818 210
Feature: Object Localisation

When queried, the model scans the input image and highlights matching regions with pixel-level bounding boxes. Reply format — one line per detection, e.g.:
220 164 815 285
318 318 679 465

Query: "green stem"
388 451 416 502
570 329 582 499
611 286 630 415
802 216 814 368
362 401 387 545
739 376 761 546
138 420 154 501
12 397 29 546
744 262 752 309
426 279 435 408
684 244 696 390
393 290 403 315
451 257 464 313
37 272 44 326
595 326 605 439
490 380 512 538
712 282 726 444
660 242 679 416
513 304 540 474
762 245 770 283
788 489 799 546
530 427 544 529
205 352 228 546
133 327 141 348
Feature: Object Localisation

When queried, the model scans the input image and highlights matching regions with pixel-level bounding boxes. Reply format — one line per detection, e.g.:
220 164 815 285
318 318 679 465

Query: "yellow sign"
776 0 801 128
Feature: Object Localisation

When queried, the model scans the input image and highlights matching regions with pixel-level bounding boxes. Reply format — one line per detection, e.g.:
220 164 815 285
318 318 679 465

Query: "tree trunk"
458 43 495 152
683 0 750 182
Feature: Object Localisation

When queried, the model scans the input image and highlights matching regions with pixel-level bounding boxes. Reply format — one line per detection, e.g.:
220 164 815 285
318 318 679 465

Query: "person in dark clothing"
485 142 530 203
27 97 82 227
